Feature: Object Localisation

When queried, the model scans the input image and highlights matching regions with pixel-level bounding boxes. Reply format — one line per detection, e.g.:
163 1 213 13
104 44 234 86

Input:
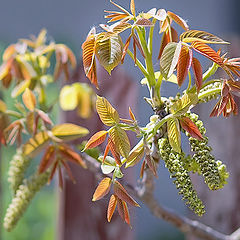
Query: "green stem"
6 110 23 119
152 114 173 135
198 87 221 100
203 62 219 82
148 18 156 55
186 71 192 93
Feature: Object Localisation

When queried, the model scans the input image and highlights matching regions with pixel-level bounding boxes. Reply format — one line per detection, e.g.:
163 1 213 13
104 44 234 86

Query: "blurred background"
0 0 240 239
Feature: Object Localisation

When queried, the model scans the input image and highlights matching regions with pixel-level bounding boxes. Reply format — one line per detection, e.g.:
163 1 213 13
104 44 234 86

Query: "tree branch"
82 153 240 240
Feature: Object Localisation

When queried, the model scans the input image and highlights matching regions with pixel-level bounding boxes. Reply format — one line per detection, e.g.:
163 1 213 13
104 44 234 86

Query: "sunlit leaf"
145 155 158 177
0 100 7 113
101 163 115 174
121 34 132 64
126 143 144 168
180 116 203 140
23 131 49 157
170 93 198 116
11 79 31 98
22 88 36 111
109 126 130 158
122 201 131 226
192 57 203 93
112 22 132 34
59 85 78 110
191 41 224 66
82 30 98 88
95 33 123 74
107 194 117 222
117 197 125 221
3 44 17 61
177 45 192 86
167 118 181 153
96 95 119 126
84 130 108 150
167 11 189 31
92 177 112 201
180 30 229 44
26 112 35 134
135 18 153 27
129 107 136 121
160 42 182 79
141 72 178 85
16 56 37 80
130 0 135 16
114 180 140 207
52 123 89 141
108 137 121 165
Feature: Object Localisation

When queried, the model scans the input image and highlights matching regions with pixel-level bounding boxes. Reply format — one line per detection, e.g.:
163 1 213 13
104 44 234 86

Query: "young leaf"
177 45 192 87
96 96 119 126
191 41 224 66
180 116 203 140
192 57 203 93
109 126 130 158
95 33 123 74
38 145 56 174
117 197 125 221
145 155 158 177
108 137 122 165
23 131 49 157
122 201 131 226
158 27 178 60
92 177 112 201
22 88 36 111
170 93 198 116
128 107 136 121
107 194 117 222
121 34 132 63
84 130 108 150
59 85 79 111
180 30 229 44
126 144 144 168
130 0 135 16
135 18 153 27
52 123 89 141
167 11 189 31
82 31 98 88
167 118 181 153
160 42 182 79
114 180 140 207
11 79 31 98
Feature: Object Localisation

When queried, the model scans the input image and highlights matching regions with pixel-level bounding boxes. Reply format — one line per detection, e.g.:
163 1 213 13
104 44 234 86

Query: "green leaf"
52 123 89 141
170 93 198 116
167 118 181 153
180 30 229 44
141 72 178 85
109 126 130 158
23 131 49 157
96 95 119 126
160 42 182 79
95 33 123 74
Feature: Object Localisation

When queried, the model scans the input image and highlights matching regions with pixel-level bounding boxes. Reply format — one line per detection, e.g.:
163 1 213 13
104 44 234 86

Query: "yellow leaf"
52 123 89 141
126 141 144 168
167 118 181 153
130 0 135 16
11 79 31 98
22 88 36 111
23 131 49 157
96 95 119 126
109 126 130 158
0 100 7 113
92 177 112 201
59 85 79 111
141 72 178 85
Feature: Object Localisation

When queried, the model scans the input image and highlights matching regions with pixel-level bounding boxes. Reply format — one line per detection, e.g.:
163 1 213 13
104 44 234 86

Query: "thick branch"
82 153 240 240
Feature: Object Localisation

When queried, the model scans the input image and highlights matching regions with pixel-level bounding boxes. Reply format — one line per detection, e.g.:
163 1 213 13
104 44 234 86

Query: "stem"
127 49 148 78
148 18 156 55
6 110 23 119
203 62 219 82
186 71 192 93
152 114 173 135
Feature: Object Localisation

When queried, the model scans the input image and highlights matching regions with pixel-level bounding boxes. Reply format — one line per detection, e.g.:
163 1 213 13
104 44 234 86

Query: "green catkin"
159 138 205 216
8 148 31 193
185 113 229 190
4 170 50 232
198 82 222 103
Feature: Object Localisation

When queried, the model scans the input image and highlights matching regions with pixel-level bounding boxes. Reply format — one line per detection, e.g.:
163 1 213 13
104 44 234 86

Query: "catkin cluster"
185 113 229 190
4 171 50 232
159 138 205 216
198 82 222 103
8 148 31 193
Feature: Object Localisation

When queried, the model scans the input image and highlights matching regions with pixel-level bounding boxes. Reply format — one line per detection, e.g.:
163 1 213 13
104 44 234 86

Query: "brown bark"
57 63 137 240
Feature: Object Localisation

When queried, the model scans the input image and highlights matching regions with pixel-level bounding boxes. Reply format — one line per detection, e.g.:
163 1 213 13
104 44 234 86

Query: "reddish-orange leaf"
103 140 111 163
145 155 158 177
210 100 220 117
37 110 53 125
158 27 178 60
38 145 56 174
132 33 145 59
129 107 136 121
140 160 146 179
92 177 112 201
82 33 98 88
191 41 224 66
114 180 140 207
84 130 108 150
192 57 203 93
177 45 192 87
167 11 189 31
117 197 125 221
107 194 117 222
58 165 64 190
121 34 132 64
61 160 76 184
135 18 153 27
227 79 240 94
180 116 203 140
108 137 121 165
123 201 131 226
218 95 229 116
48 161 58 184
22 88 36 111
59 144 87 168
133 36 137 64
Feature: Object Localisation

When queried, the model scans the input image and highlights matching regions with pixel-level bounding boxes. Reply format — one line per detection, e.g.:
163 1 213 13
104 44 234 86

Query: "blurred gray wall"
0 0 236 239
